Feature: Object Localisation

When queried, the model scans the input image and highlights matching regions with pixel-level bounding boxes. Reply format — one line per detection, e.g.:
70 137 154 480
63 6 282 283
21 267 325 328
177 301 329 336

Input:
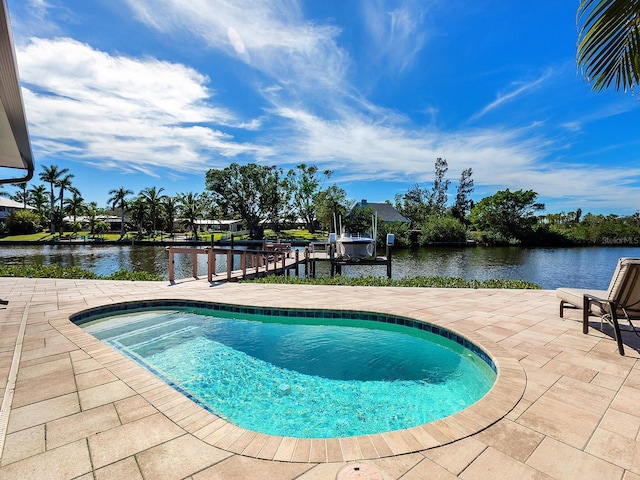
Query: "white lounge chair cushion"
556 288 607 309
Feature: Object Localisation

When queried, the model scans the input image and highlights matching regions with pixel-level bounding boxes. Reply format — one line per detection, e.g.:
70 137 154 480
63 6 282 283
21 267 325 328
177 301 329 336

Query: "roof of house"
0 196 35 209
194 219 243 225
0 1 34 184
355 200 410 223
63 215 125 223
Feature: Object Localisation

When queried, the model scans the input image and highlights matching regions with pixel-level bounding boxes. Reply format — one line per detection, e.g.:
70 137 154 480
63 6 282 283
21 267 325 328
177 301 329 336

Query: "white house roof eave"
0 196 35 209
0 0 34 185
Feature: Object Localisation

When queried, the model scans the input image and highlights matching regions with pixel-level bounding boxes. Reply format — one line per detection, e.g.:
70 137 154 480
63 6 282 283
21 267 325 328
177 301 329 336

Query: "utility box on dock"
386 233 395 246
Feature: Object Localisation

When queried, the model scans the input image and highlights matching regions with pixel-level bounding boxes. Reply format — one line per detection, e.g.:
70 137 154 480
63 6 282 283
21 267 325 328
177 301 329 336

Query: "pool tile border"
58 297 526 461
70 299 497 372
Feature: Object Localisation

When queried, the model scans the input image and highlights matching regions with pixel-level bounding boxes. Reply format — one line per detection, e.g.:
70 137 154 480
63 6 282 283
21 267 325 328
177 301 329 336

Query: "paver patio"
1 277 639 479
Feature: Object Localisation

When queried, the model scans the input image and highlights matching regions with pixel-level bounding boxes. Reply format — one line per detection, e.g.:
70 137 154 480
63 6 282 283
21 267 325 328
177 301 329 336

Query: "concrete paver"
1 277 640 479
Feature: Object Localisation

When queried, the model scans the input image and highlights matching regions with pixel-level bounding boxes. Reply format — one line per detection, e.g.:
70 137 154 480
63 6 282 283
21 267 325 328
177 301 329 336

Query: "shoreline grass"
0 264 162 281
245 274 542 289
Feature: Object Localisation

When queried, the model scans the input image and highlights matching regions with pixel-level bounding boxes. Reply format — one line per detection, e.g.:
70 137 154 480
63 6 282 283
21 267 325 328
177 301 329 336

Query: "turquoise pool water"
78 305 496 438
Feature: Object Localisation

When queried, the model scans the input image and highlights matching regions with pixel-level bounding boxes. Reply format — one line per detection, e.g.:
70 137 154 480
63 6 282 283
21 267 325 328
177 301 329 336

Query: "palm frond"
577 0 640 91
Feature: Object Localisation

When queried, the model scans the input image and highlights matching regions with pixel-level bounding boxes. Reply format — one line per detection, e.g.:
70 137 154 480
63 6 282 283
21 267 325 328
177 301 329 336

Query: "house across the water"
0 197 36 223
193 219 243 232
354 199 410 223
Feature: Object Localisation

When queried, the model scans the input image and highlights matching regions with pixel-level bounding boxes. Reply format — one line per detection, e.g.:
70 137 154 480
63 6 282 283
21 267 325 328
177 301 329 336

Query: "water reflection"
317 245 640 290
1 244 639 290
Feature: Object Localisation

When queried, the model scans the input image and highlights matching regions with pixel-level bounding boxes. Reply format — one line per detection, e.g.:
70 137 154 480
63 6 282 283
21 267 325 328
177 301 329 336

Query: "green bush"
376 221 411 248
0 264 99 279
6 210 42 234
419 216 467 245
468 229 510 245
0 264 162 281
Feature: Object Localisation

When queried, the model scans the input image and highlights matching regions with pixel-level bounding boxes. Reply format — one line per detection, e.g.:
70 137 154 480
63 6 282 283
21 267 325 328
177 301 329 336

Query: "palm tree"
177 192 204 241
11 188 29 208
11 182 28 208
85 202 101 236
202 192 222 223
162 196 178 236
39 165 69 234
64 192 85 222
127 197 147 237
56 174 77 235
108 186 134 237
577 0 640 92
28 184 49 227
139 186 166 234
201 193 224 238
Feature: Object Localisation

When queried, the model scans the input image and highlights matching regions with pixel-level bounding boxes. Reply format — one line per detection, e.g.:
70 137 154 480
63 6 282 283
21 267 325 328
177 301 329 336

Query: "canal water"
2 244 639 290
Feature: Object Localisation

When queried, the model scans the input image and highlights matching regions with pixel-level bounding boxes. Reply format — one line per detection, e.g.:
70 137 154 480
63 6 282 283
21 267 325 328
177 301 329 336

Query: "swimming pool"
72 301 497 439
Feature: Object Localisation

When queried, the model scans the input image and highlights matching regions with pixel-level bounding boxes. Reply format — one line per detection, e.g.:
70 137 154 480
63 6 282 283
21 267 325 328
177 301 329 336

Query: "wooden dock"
304 241 393 278
167 240 394 284
167 245 301 284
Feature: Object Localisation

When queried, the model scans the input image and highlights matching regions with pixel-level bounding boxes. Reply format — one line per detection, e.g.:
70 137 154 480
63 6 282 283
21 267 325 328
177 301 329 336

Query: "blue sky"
5 0 640 215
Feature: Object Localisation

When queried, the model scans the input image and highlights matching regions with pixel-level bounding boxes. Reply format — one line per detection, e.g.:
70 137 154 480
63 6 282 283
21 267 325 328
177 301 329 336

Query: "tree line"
392 162 640 247
1 160 639 247
1 163 343 239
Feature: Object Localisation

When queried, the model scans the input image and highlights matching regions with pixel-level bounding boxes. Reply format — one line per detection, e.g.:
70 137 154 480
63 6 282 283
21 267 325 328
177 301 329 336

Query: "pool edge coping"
50 297 527 462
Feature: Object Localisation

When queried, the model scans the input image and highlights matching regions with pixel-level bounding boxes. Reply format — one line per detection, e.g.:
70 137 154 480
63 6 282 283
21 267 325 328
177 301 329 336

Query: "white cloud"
561 101 639 132
122 0 347 99
17 38 271 174
471 71 552 121
227 27 247 55
26 0 51 16
269 104 640 212
362 0 430 74
9 0 63 41
271 105 543 186
122 0 592 204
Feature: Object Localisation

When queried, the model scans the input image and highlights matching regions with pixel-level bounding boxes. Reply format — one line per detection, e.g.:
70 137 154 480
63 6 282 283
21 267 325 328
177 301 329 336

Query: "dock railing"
167 245 298 283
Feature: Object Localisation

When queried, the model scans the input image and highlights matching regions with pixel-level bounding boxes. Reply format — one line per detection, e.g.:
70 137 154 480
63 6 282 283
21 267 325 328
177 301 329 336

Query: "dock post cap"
386 233 395 246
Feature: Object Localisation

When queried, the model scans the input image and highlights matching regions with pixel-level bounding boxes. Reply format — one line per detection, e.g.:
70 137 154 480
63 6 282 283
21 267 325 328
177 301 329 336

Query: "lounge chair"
556 257 640 355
